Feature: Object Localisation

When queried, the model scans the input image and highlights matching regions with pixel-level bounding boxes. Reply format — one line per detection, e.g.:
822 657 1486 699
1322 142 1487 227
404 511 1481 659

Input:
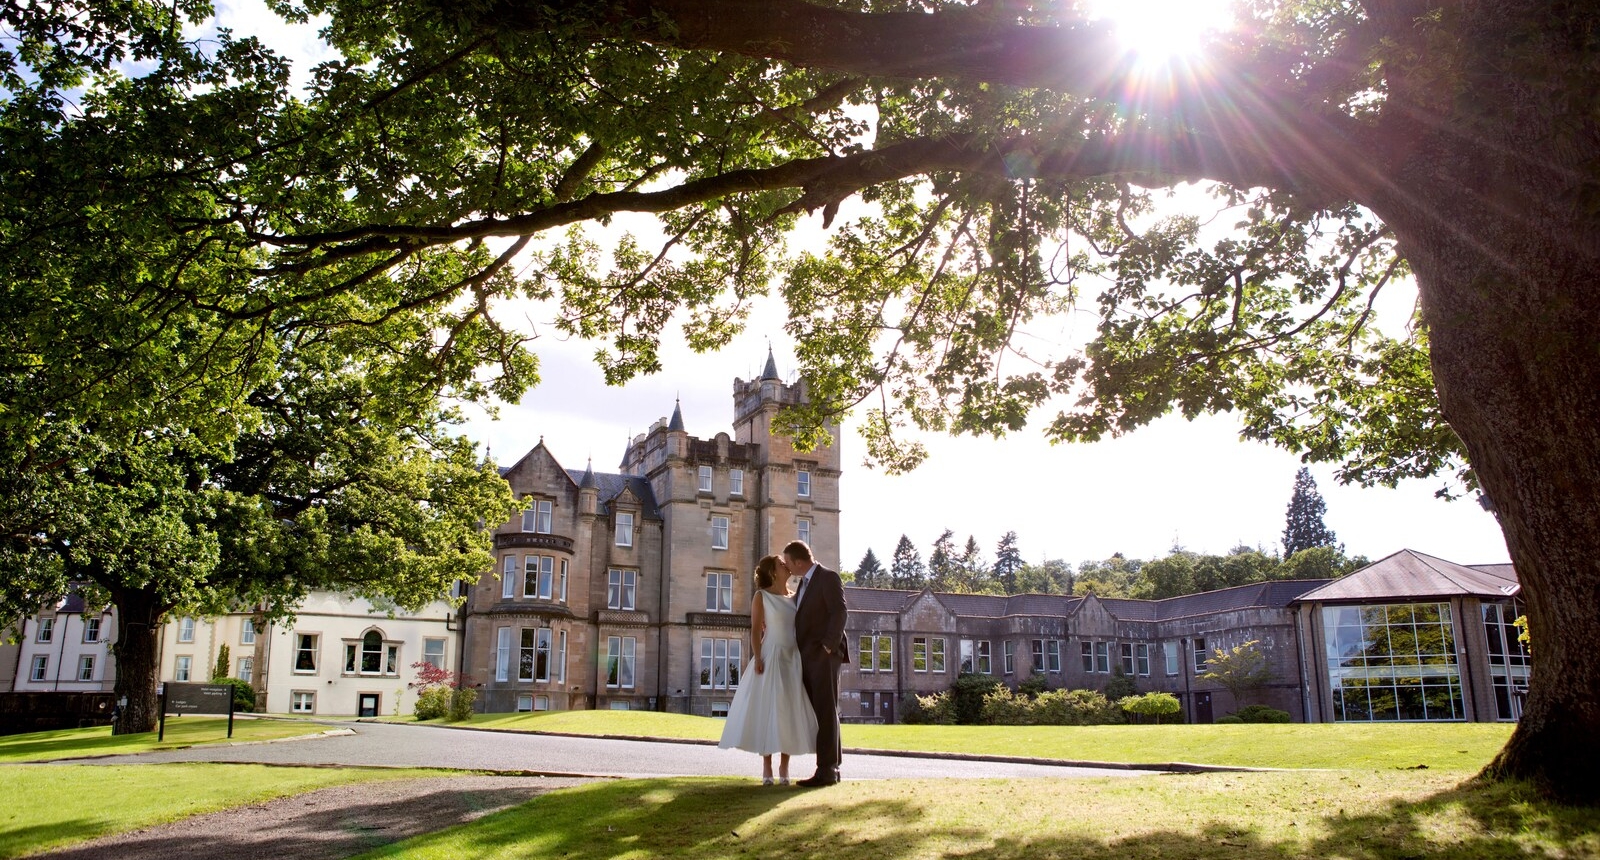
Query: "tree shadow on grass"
353 775 1600 860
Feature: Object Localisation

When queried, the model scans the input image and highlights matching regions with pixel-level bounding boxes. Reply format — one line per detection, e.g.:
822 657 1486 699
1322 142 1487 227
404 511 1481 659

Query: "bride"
718 554 817 784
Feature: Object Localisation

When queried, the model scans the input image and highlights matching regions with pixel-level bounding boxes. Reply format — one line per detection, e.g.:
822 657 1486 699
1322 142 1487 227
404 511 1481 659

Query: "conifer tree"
927 529 958 592
854 548 885 589
890 535 925 590
1282 468 1339 557
993 531 1024 595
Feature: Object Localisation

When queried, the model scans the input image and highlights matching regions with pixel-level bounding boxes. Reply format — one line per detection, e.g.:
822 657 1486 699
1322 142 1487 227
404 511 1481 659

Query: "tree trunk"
1383 161 1600 805
110 589 165 735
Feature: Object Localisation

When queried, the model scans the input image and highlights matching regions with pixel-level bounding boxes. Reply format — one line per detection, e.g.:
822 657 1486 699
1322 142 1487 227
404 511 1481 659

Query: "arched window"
361 630 383 673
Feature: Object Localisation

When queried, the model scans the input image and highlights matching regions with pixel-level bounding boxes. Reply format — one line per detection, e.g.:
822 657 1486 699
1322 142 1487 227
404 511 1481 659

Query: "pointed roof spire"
761 344 781 381
668 397 685 432
580 457 597 489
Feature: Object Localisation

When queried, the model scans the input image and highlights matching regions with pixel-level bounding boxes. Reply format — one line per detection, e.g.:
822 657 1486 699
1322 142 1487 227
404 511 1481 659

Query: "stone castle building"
460 351 842 715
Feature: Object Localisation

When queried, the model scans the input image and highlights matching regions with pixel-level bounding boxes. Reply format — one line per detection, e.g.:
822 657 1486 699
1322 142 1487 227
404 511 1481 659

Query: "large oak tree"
3 0 1596 799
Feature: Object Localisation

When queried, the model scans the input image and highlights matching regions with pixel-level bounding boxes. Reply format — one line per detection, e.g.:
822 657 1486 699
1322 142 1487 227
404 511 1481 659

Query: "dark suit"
794 564 848 777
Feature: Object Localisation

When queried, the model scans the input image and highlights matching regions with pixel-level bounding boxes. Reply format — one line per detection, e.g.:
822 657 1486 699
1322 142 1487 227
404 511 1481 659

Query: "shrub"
1016 672 1050 698
1032 688 1124 725
1215 715 1245 724
414 686 451 721
1234 704 1291 723
1103 669 1137 702
1120 692 1182 724
951 673 1005 725
447 687 477 721
211 677 256 712
980 687 1034 725
901 691 955 725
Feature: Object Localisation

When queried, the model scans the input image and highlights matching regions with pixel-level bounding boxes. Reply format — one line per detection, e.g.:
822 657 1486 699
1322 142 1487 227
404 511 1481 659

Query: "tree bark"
1375 75 1600 800
110 589 166 735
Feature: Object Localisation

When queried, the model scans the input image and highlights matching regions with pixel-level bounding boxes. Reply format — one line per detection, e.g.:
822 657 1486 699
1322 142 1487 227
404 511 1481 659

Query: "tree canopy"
4 0 1598 799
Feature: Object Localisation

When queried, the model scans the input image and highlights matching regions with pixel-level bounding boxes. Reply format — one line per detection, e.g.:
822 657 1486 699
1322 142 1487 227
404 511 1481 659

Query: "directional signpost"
158 682 235 741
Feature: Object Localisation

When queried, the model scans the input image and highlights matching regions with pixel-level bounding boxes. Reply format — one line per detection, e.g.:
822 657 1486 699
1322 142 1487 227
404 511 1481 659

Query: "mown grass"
414 710 1513 772
0 763 436 858
352 772 1600 860
0 716 326 763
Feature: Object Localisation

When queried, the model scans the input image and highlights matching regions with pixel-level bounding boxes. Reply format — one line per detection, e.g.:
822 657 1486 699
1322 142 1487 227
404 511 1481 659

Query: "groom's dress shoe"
797 771 839 787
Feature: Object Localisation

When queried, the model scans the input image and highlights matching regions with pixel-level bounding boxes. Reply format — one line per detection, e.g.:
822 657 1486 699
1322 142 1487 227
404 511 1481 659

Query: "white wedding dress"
718 590 817 755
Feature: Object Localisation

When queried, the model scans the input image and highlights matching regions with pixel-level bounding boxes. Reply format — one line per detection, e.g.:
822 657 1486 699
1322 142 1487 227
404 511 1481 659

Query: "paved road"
78 720 1154 781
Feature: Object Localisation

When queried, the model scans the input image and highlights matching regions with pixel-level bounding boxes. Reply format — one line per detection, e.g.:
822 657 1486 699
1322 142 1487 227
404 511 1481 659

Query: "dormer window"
522 498 552 533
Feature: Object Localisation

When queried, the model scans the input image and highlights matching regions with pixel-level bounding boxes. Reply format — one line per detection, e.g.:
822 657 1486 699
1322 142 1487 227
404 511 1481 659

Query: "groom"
784 539 848 787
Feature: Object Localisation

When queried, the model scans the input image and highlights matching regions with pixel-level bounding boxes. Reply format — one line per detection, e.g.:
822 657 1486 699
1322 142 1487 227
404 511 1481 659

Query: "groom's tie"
795 573 810 606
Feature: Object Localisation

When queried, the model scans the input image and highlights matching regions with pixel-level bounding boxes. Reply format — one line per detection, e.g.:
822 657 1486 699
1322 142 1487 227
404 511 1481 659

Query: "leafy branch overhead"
3 0 1461 485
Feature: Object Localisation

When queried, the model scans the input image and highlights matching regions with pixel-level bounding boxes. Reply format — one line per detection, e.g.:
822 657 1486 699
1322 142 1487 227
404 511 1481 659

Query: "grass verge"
0 763 436 858
408 711 1513 772
351 772 1600 860
0 717 328 763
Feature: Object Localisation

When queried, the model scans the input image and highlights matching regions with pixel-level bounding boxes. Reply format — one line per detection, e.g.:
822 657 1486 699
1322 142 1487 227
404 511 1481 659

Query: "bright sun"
1084 0 1236 62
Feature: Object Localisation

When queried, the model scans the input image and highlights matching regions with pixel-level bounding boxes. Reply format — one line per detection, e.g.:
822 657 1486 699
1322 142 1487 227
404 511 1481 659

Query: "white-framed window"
797 470 811 498
522 498 552 533
177 617 195 643
729 469 744 496
705 572 733 612
83 617 101 643
422 638 446 670
535 695 551 711
240 618 255 645
960 639 975 673
1193 637 1209 674
914 637 946 673
929 637 946 673
1031 639 1045 673
711 515 729 550
174 655 192 682
559 559 568 603
346 630 394 675
797 518 811 545
1095 641 1110 674
699 638 742 689
555 631 567 684
857 635 893 673
502 555 517 599
607 569 637 611
976 640 992 674
1047 640 1062 673
495 627 512 682
29 655 47 681
606 636 636 689
36 617 53 643
1121 642 1135 675
77 655 95 682
1164 641 1180 675
1136 643 1151 676
291 691 315 714
610 700 630 710
294 634 319 672
238 657 253 683
710 701 731 717
520 628 553 683
516 694 534 712
615 512 634 547
698 465 713 493
524 555 555 600
1002 640 1016 675
1081 641 1094 673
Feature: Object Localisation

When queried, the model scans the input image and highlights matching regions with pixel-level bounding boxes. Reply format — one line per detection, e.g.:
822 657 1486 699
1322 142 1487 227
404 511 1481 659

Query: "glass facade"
1482 598 1530 721
1323 603 1464 721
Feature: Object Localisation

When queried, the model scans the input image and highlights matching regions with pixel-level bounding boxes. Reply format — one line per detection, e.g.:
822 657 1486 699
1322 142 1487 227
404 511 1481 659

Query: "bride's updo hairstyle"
754 555 781 590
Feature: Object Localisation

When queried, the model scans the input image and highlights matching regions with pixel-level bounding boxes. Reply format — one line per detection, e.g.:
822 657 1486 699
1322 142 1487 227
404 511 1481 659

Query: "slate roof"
566 468 662 519
843 587 1081 618
843 587 917 613
1293 549 1519 603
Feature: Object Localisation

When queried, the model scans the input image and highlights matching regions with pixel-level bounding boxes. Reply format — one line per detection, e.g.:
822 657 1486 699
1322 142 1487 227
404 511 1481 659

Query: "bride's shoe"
762 776 774 786
778 777 790 786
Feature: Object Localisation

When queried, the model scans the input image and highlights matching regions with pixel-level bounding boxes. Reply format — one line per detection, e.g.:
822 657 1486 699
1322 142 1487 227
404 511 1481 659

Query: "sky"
217 0 1512 573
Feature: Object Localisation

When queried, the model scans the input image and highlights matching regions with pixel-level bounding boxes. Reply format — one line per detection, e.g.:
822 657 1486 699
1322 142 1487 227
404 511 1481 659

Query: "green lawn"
419 710 1514 772
0 763 434 858
352 772 1600 860
0 717 330 763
